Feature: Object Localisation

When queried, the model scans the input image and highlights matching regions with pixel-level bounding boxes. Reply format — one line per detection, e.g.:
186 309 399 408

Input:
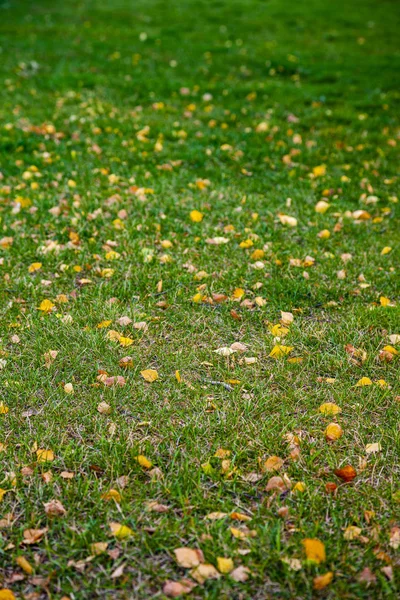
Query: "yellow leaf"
319 403 341 416
214 448 231 459
175 370 181 383
375 379 388 387
28 262 42 273
317 229 330 239
269 345 293 358
230 527 246 539
380 296 390 307
356 377 372 387
64 383 74 394
325 423 343 441
97 320 112 329
381 247 392 255
190 210 203 223
313 572 333 590
102 489 121 502
292 481 306 493
251 249 264 260
119 336 134 347
382 345 399 355
269 323 289 336
313 165 326 177
217 557 234 574
0 488 7 501
239 239 253 249
141 369 158 382
38 299 55 313
16 556 34 574
109 522 133 539
36 449 54 463
232 288 245 299
0 403 9 415
192 292 204 303
135 455 153 469
0 590 16 600
230 512 251 522
302 538 326 563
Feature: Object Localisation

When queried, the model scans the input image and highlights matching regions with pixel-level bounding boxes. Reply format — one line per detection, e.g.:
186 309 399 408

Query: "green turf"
0 0 399 598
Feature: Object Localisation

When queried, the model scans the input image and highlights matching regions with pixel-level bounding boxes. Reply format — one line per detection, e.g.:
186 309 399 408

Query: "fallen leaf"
319 402 341 416
135 455 153 469
119 336 134 347
101 489 121 502
44 499 66 517
217 557 234 573
109 522 133 539
174 547 204 568
38 299 55 313
190 210 203 223
313 571 333 590
269 345 293 358
356 377 372 387
140 369 158 382
264 456 284 471
90 542 108 555
343 526 362 540
36 449 54 463
22 528 48 545
325 423 343 441
214 346 234 356
230 565 251 582
365 443 382 454
278 214 297 227
163 579 197 597
0 590 16 600
302 538 326 564
334 465 357 482
110 563 126 578
358 567 376 584
16 555 34 574
97 401 111 414
190 563 220 584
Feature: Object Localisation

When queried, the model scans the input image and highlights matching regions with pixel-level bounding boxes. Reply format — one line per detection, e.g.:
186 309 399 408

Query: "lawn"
0 0 399 598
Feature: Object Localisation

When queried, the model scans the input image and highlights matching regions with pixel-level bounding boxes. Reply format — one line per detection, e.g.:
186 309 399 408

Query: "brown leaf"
358 567 376 584
189 563 220 584
44 499 66 517
230 565 251 582
22 528 48 545
334 465 357 482
174 547 204 568
313 572 333 590
110 563 125 578
163 579 197 597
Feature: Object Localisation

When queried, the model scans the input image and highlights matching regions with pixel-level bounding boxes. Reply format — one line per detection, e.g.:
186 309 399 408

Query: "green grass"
0 0 399 597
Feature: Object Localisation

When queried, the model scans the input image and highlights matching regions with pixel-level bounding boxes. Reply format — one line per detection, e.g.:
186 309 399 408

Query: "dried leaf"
174 547 204 568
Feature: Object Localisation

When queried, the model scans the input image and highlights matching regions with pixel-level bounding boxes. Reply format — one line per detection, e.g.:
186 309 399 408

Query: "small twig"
203 379 234 392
